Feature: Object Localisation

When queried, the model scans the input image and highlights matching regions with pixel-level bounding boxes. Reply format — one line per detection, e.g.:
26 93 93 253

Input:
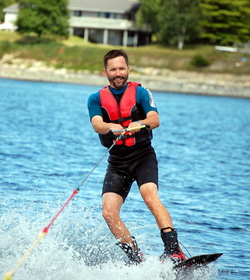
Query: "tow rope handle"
111 124 150 133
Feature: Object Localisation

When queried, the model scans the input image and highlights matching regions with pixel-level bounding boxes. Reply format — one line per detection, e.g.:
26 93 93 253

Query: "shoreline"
1 61 250 98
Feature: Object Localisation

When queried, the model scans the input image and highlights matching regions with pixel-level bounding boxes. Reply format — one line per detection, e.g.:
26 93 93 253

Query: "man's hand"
110 123 124 136
92 116 123 135
127 121 142 134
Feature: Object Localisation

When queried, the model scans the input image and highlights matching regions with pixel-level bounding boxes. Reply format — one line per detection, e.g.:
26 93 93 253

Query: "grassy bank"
0 31 250 75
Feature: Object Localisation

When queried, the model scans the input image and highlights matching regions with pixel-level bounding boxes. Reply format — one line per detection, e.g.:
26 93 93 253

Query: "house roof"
69 0 139 13
3 1 140 14
3 3 18 13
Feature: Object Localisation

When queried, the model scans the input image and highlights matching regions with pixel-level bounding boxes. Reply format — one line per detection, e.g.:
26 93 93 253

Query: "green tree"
0 0 16 22
200 0 250 44
136 0 162 40
158 0 202 49
16 0 70 39
137 0 202 49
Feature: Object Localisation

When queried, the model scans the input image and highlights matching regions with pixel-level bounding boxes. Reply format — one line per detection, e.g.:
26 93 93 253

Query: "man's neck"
109 83 128 94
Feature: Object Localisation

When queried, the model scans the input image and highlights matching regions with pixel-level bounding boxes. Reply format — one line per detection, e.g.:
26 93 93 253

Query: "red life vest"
99 82 144 147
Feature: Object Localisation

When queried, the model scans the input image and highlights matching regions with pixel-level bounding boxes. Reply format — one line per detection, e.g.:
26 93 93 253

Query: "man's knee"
102 202 120 222
140 183 162 209
102 192 123 222
102 206 113 221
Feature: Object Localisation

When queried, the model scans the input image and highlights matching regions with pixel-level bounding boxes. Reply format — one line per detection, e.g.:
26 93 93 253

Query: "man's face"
104 56 130 89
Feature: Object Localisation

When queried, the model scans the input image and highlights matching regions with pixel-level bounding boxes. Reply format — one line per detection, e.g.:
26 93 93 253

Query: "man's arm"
127 111 160 134
91 111 159 136
88 93 123 135
91 115 124 136
137 110 160 130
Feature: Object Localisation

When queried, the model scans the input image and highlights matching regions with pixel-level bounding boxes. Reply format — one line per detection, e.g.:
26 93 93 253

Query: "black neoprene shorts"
102 145 158 201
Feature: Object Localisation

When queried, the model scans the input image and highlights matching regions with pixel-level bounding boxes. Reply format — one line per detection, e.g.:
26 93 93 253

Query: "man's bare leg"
102 192 134 246
140 182 174 232
140 183 186 262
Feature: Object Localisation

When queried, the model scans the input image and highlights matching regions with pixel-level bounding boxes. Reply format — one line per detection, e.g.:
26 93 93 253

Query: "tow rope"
3 124 148 280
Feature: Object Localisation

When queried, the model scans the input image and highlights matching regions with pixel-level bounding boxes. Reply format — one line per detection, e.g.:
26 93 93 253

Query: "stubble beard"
109 75 128 89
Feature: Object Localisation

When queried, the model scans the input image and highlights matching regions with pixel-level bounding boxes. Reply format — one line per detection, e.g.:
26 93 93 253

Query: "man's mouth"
113 76 124 82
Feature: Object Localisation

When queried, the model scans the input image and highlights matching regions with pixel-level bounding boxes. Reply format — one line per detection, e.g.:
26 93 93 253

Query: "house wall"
4 12 17 24
2 3 151 46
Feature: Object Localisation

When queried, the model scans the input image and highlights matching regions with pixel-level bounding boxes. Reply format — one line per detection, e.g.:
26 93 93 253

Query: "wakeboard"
175 253 223 268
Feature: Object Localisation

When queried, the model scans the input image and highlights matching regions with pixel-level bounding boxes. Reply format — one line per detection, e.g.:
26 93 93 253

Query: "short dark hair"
103 49 129 68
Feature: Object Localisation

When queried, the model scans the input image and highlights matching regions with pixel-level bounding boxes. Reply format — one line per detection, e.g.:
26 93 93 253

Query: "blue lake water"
0 78 249 280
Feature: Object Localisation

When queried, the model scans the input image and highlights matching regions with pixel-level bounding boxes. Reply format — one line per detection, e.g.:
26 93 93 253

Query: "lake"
0 78 249 280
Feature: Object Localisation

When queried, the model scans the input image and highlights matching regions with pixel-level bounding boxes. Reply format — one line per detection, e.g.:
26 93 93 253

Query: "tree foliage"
137 0 250 47
16 0 70 39
137 0 202 49
0 0 16 22
136 0 161 36
200 0 250 44
158 0 202 49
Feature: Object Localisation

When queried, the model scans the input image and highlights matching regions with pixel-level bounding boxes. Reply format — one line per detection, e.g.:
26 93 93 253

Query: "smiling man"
87 49 186 265
105 54 129 89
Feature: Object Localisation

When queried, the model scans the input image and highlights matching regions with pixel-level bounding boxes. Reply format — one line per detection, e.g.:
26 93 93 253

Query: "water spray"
2 125 149 280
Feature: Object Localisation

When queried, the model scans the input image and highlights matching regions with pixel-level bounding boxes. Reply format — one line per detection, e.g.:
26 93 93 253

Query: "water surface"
0 78 249 279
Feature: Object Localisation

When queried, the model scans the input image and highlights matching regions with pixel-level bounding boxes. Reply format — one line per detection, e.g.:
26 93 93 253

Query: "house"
0 21 16 31
1 0 151 46
0 3 17 31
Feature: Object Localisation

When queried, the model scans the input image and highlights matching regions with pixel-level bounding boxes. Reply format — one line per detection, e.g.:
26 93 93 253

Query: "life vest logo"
145 88 156 108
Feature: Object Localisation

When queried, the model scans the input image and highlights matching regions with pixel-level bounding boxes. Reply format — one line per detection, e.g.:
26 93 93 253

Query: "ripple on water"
1 80 249 279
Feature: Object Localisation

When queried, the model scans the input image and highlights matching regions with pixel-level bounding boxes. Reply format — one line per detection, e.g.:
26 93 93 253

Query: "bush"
190 54 211 67
0 40 11 58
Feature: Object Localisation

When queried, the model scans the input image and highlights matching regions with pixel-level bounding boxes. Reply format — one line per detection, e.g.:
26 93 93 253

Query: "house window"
112 13 124 19
97 13 123 19
73 10 82 17
84 12 98 17
110 13 117 19
72 11 125 19
98 12 105 18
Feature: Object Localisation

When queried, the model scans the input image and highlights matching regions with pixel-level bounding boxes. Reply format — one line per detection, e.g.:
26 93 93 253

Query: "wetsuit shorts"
102 145 158 201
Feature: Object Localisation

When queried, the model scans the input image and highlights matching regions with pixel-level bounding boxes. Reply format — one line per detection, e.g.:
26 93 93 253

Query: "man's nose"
115 69 122 76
